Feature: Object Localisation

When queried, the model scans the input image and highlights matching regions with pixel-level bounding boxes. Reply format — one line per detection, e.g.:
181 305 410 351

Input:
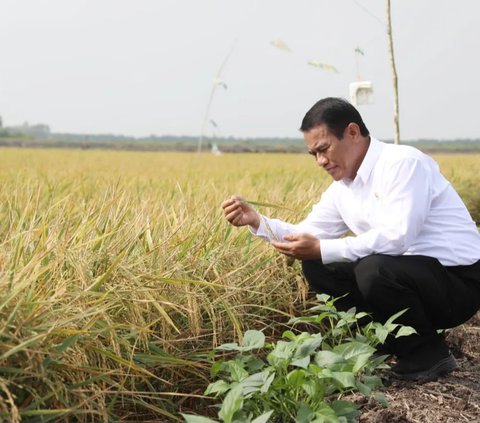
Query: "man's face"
303 124 357 181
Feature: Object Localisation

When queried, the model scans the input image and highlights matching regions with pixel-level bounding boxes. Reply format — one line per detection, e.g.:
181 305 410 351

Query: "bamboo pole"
386 0 400 145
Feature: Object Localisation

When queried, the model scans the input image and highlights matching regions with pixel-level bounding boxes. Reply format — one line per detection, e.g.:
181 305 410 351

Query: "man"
222 97 480 380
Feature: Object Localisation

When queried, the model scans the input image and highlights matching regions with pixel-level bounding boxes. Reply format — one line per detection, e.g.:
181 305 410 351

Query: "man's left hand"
271 233 321 261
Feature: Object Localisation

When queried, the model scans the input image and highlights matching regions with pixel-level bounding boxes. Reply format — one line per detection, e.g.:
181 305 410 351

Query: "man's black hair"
300 97 370 139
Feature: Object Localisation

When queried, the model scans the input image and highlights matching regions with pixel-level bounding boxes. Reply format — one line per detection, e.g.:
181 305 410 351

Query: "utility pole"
386 0 400 145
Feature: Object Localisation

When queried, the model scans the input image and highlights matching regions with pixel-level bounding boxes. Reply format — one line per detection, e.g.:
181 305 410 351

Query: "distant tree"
0 115 3 128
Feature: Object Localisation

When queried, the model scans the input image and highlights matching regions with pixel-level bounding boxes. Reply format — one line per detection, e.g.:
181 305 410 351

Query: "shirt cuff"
320 238 349 264
249 222 268 238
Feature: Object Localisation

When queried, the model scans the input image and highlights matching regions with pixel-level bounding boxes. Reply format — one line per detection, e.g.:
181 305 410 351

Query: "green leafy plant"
182 295 416 423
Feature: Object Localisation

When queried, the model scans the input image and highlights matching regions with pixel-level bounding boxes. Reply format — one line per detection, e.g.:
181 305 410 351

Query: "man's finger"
225 208 241 223
231 195 246 201
231 212 244 226
283 234 300 242
271 241 292 254
273 245 295 257
224 203 241 215
221 199 235 209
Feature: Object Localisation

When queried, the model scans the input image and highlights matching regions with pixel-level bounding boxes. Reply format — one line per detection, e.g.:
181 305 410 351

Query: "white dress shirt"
251 137 480 266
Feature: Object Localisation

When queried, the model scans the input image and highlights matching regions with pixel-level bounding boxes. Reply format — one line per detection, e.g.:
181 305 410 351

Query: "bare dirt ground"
356 313 480 423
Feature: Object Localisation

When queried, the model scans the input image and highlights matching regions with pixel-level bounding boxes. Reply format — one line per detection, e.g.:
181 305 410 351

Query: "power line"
351 0 385 27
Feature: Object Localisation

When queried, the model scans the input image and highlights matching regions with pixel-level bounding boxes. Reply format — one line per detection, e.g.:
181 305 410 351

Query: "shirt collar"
353 137 383 185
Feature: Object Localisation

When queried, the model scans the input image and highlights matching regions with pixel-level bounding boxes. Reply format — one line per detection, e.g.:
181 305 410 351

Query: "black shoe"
391 337 457 380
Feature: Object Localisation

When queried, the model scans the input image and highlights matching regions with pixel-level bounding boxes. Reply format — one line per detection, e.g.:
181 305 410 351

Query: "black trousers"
302 255 480 356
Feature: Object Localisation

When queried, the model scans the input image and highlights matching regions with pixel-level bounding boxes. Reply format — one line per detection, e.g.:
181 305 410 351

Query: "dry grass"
0 149 478 422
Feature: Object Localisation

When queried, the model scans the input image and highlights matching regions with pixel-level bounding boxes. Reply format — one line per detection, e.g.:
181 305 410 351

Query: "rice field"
0 149 479 422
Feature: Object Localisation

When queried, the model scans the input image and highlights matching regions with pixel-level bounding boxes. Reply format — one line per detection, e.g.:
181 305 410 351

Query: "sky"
0 0 479 141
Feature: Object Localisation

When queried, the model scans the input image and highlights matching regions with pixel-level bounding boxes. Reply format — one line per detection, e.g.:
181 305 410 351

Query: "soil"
355 313 480 423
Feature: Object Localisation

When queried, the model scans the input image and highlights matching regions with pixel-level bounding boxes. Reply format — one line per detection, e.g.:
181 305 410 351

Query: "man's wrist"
250 213 260 231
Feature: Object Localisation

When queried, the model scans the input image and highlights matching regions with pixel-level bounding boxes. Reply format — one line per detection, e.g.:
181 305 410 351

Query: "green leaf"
55 334 81 353
333 342 375 360
291 355 310 369
388 323 400 333
330 371 356 389
355 332 367 343
346 307 357 315
297 402 315 423
374 392 390 408
245 358 265 373
296 332 312 341
0 333 47 361
308 364 323 375
240 370 270 388
368 354 390 369
211 361 224 378
321 342 333 352
374 327 389 344
242 330 265 351
181 414 218 423
395 326 417 338
316 294 332 303
331 400 360 421
260 372 275 394
294 335 323 358
314 351 346 368
216 342 241 351
355 380 372 397
239 199 296 211
267 341 295 366
363 375 382 389
289 316 322 324
287 369 306 389
311 403 338 423
205 380 230 397
352 352 372 373
0 367 29 375
229 362 249 383
332 328 344 338
242 386 261 397
283 330 297 340
218 384 244 423
251 410 274 423
270 340 295 356
232 410 246 422
384 309 408 329
301 379 318 397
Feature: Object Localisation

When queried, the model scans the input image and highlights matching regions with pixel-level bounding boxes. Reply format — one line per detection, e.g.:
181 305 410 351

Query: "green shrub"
182 295 416 423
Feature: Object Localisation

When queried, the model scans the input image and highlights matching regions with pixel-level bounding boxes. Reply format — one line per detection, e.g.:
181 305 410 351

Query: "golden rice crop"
0 148 478 422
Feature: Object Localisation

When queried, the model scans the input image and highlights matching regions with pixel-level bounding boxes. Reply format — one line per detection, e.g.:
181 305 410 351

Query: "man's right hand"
222 195 260 231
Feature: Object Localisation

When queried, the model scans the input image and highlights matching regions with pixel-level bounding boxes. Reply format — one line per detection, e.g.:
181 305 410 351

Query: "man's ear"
346 123 361 142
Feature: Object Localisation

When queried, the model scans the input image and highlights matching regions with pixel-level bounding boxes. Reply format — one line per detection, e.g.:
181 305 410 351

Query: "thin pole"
197 39 237 155
386 0 400 145
355 49 361 81
197 85 217 155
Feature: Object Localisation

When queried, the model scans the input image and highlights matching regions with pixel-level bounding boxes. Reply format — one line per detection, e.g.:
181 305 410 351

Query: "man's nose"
316 154 328 167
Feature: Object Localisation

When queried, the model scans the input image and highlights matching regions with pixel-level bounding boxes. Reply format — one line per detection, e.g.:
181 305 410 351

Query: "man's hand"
271 233 321 261
222 196 260 230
